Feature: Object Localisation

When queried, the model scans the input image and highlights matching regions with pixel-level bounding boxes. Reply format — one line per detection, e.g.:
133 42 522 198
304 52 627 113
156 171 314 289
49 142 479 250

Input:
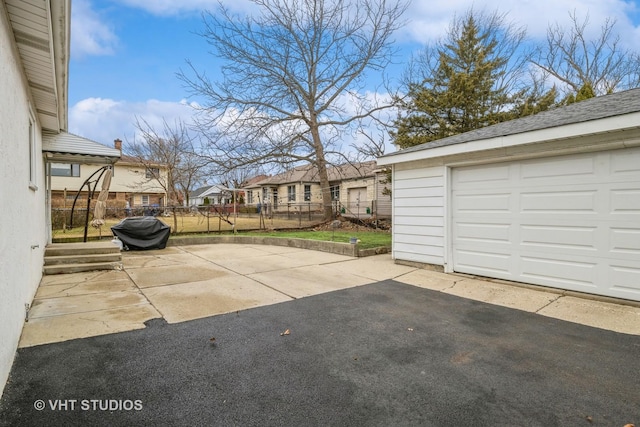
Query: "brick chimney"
114 139 122 152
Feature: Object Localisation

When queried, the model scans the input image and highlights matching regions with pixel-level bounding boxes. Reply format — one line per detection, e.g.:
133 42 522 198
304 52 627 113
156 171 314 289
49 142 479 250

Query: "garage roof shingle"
381 87 640 159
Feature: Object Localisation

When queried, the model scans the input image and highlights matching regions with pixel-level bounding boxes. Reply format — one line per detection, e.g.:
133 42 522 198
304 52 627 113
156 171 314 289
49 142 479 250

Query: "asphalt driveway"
1 280 638 426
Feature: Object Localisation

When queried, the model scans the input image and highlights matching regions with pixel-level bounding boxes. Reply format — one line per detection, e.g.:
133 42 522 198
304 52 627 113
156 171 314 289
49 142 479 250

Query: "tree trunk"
310 124 333 221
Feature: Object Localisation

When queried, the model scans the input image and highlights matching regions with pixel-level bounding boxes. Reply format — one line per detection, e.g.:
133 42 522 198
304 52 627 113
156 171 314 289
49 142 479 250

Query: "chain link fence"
52 203 326 240
51 199 392 241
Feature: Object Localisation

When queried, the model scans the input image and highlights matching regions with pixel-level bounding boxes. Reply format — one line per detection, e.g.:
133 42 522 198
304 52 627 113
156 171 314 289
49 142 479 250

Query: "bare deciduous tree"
533 11 640 99
128 117 206 233
179 0 408 220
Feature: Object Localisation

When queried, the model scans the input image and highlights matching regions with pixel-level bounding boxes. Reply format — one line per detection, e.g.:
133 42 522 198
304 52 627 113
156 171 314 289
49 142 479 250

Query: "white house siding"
392 162 445 265
51 162 168 211
0 5 47 393
52 162 167 197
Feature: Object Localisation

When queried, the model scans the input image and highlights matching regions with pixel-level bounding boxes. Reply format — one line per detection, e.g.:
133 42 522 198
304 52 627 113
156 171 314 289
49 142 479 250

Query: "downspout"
45 155 52 244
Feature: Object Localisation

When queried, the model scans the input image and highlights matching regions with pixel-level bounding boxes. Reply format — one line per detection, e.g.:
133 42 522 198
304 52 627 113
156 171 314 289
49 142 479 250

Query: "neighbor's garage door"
348 187 368 216
451 147 640 302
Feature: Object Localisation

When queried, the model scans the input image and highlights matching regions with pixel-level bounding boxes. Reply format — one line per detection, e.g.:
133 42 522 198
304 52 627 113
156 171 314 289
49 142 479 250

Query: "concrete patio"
19 243 640 348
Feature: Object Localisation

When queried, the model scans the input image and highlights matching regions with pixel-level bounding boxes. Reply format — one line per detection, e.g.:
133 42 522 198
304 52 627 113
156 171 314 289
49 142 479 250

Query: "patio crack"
122 268 167 320
151 246 299 300
534 294 563 313
246 276 298 300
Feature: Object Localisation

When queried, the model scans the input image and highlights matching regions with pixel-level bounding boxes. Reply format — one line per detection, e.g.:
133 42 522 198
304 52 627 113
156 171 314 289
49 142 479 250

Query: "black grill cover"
111 217 170 250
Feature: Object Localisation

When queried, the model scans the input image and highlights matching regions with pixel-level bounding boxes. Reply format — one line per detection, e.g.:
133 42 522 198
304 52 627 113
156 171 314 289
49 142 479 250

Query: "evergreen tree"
392 10 555 149
563 82 596 105
509 82 558 118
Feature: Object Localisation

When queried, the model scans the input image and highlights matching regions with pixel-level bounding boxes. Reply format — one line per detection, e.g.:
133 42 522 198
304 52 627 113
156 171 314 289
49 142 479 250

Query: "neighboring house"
49 138 169 211
188 184 229 206
244 161 391 218
0 0 120 395
378 88 640 302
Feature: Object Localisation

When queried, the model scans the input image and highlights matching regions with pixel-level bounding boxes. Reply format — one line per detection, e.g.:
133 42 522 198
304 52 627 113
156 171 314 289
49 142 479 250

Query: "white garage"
378 88 640 302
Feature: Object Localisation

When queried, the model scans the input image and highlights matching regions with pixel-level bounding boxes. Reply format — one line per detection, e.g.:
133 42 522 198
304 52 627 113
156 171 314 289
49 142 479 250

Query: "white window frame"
51 163 81 177
145 167 160 179
330 185 340 201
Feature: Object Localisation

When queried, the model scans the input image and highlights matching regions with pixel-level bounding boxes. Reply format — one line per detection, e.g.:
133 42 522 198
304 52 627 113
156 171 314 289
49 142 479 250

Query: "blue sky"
68 0 640 151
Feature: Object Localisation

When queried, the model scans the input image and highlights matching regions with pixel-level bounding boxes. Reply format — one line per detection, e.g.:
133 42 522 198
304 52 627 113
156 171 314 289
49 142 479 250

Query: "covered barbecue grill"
111 217 170 250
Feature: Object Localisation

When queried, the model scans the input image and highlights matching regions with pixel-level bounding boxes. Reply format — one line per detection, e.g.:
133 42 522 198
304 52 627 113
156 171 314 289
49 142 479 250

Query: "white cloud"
110 0 640 51
69 98 198 149
113 0 256 16
71 0 118 58
401 0 640 46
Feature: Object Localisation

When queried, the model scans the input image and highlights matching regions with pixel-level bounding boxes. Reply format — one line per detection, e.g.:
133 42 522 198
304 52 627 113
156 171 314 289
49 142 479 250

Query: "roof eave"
378 111 640 166
42 131 122 165
50 0 71 131
5 0 70 132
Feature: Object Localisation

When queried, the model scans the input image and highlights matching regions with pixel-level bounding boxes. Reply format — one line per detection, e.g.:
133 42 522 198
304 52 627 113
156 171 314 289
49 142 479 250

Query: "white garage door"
451 147 640 302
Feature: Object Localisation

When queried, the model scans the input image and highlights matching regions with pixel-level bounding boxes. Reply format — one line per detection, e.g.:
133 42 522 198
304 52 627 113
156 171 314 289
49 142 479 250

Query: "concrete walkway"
20 244 640 348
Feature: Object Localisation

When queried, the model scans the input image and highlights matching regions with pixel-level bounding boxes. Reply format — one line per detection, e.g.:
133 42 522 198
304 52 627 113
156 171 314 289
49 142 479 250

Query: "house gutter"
378 112 640 166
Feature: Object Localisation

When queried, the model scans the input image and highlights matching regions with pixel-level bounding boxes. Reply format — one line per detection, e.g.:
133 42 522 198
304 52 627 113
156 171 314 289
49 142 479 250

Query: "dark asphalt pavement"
1 280 639 426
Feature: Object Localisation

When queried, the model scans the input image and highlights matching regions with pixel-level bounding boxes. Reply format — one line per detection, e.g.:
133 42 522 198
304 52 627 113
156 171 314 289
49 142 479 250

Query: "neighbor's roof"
117 154 166 168
190 185 226 198
243 174 270 186
246 161 379 188
379 87 640 161
43 132 121 164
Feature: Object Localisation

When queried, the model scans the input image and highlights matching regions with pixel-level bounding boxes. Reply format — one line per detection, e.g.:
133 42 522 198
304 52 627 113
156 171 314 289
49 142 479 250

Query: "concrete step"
44 253 122 266
43 262 123 275
43 242 122 275
45 241 120 257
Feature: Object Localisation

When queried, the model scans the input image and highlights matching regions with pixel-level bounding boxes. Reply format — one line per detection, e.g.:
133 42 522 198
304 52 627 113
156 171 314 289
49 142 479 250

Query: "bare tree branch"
127 117 207 232
178 0 408 219
532 11 640 98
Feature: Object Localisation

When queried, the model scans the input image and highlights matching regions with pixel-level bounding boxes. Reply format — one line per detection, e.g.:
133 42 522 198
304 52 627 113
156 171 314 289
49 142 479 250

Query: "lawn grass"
52 215 321 239
52 215 391 250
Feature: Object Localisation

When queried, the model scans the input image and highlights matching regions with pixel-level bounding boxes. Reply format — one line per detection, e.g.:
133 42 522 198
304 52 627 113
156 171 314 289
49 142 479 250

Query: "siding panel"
392 166 445 265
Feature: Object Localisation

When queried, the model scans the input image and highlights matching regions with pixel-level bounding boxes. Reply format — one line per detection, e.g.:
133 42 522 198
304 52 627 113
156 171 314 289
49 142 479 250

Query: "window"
145 167 160 179
272 188 278 205
287 185 296 202
262 187 268 203
141 195 149 205
330 185 340 201
304 184 311 201
247 190 253 204
28 115 37 190
51 163 80 177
